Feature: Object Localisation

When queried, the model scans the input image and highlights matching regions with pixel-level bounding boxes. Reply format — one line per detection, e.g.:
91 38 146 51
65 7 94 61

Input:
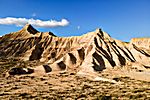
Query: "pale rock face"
130 38 150 49
0 24 150 74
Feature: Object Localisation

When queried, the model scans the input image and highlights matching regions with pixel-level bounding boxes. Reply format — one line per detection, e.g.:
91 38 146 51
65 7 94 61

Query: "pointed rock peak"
95 28 102 33
40 31 56 37
48 32 56 37
95 28 111 39
95 28 104 36
20 24 39 34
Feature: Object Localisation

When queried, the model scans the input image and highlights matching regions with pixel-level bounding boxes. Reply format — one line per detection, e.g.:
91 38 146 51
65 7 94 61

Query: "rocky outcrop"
0 24 150 74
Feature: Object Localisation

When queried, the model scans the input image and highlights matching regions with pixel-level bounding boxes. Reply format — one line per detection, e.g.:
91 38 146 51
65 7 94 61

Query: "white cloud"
32 13 36 17
77 26 80 30
0 17 69 28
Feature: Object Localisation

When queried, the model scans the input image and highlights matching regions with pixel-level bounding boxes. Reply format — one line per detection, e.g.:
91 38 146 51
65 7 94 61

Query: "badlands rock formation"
0 24 150 74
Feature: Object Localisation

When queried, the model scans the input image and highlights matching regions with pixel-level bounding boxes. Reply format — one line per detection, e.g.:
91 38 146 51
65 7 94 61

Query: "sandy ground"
0 58 150 99
0 70 150 100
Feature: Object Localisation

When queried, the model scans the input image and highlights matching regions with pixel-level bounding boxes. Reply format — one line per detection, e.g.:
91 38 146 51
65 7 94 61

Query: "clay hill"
0 24 150 99
0 24 150 73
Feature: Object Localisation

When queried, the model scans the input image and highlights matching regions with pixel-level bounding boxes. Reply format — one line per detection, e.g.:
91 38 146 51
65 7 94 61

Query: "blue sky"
0 0 150 41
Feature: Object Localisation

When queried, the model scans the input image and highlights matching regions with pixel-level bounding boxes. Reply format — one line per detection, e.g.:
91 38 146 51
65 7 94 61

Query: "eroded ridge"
0 24 150 74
